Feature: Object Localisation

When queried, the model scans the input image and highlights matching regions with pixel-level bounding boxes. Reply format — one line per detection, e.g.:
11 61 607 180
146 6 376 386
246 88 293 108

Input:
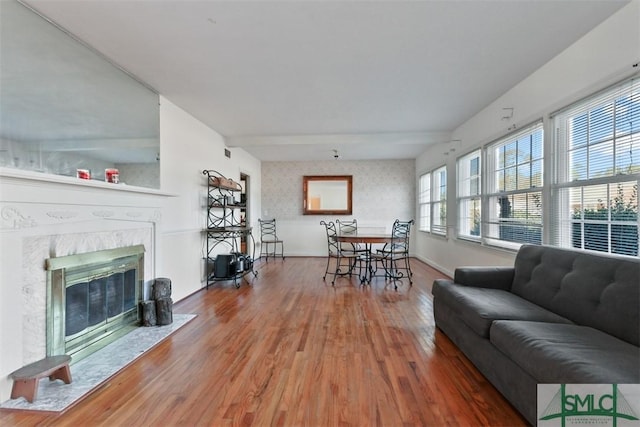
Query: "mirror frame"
303 175 353 215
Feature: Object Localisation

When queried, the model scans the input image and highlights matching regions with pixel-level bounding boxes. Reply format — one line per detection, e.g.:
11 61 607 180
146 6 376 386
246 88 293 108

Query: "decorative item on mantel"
76 169 91 180
105 168 119 183
140 277 173 326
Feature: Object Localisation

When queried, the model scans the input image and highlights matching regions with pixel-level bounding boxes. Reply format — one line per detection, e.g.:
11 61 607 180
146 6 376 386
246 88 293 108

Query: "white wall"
414 0 640 276
157 97 261 302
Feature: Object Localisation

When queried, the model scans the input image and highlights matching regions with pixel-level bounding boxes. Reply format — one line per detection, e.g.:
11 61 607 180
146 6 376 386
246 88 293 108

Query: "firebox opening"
46 245 145 363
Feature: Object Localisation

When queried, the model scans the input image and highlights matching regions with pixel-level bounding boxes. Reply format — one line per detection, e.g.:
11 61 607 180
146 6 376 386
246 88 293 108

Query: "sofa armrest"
453 267 515 290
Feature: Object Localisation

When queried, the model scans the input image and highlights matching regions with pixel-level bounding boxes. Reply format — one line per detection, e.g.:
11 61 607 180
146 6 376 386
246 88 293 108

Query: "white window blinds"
484 122 544 248
552 76 639 257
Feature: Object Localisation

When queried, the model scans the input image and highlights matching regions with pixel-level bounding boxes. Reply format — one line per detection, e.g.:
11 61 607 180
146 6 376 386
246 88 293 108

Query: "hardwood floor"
0 257 527 426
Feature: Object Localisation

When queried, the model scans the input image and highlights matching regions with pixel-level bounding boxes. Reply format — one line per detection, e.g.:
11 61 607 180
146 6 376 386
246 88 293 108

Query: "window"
484 122 543 248
457 149 481 239
432 166 447 235
418 172 431 232
552 77 639 256
418 166 447 235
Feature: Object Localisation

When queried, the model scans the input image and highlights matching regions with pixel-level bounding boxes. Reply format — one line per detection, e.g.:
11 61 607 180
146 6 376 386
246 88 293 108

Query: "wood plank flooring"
0 257 527 426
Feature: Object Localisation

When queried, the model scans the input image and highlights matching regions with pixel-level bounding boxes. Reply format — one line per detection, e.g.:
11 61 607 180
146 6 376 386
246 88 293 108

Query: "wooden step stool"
9 355 72 402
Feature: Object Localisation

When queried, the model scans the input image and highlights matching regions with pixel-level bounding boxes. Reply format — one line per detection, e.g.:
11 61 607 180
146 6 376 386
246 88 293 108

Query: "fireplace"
46 245 145 362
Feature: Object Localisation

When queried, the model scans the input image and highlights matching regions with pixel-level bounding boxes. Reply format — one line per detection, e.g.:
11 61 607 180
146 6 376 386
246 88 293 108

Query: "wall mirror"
303 175 352 215
0 1 160 188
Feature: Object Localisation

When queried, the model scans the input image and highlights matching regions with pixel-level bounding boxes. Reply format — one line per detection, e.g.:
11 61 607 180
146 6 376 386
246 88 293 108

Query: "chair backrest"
336 219 360 251
336 219 358 235
320 220 340 256
258 218 278 240
389 219 414 253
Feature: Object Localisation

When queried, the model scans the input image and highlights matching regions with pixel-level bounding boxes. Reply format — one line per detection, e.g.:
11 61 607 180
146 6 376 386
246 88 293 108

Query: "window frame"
431 165 447 236
551 76 639 257
482 122 544 250
418 171 431 232
457 149 482 241
418 165 447 235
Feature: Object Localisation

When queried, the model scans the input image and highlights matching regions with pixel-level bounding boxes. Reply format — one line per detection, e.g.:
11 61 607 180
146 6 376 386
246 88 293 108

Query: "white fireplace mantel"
0 167 175 231
0 167 174 201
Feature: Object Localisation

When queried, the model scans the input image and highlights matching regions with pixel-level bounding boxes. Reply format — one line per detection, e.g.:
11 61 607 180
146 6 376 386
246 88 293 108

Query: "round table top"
334 234 392 244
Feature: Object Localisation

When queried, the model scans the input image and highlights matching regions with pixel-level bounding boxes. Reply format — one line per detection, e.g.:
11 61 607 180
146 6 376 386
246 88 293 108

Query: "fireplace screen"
46 245 144 362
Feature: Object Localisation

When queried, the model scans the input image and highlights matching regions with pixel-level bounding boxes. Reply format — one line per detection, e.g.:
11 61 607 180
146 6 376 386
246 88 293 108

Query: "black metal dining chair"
336 218 369 267
258 218 285 262
371 219 414 288
320 220 362 285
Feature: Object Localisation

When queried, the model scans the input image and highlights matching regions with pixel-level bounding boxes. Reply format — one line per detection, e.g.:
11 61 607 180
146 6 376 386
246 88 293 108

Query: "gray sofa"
432 244 640 425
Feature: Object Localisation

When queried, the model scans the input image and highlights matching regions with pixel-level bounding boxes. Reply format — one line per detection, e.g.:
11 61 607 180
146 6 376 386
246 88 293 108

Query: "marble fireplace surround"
0 168 174 401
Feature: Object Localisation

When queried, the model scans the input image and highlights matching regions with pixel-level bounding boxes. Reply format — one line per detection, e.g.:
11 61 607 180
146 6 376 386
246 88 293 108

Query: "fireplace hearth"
46 245 145 362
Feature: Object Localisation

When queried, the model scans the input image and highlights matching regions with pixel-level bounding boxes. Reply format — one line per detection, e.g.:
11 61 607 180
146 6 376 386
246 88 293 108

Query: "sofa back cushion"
511 245 640 346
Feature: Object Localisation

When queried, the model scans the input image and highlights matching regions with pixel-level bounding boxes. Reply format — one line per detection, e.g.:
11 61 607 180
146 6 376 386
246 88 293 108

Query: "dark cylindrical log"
152 277 172 300
156 297 173 325
140 300 157 326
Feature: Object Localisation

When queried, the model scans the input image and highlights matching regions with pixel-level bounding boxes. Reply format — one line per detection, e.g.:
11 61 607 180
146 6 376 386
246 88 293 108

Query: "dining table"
334 233 393 284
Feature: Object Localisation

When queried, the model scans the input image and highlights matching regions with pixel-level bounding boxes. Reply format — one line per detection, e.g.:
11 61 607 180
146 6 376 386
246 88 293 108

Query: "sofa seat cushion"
491 320 640 384
432 281 572 338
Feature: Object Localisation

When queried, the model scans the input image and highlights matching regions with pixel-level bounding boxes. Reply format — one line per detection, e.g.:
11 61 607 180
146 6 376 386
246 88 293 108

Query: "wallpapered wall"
261 159 416 226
